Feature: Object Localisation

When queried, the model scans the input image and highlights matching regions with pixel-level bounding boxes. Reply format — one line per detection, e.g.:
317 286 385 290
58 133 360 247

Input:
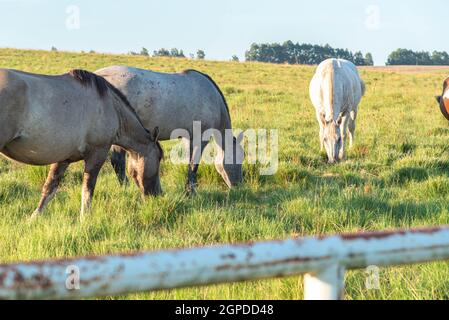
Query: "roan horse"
0 69 163 219
95 66 244 193
309 58 365 163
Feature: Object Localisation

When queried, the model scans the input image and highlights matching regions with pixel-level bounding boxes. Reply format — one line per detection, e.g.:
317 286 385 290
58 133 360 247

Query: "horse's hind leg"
348 110 357 148
81 148 109 220
30 161 70 219
111 145 128 185
339 115 350 161
186 140 208 195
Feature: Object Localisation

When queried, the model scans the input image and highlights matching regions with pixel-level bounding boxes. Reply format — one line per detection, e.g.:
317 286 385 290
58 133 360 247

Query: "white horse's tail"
321 61 335 120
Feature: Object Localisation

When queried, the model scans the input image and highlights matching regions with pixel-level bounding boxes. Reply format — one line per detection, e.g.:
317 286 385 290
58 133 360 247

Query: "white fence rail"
1 226 449 300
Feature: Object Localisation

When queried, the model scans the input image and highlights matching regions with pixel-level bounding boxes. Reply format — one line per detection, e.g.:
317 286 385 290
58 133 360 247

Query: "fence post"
304 264 345 300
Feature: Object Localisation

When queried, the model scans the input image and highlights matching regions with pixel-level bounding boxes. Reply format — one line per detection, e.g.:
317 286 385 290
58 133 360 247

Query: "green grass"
1 48 449 300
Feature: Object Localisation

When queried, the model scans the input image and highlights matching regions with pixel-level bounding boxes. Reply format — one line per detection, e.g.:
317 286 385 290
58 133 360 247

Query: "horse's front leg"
30 161 70 219
81 148 109 220
111 145 128 185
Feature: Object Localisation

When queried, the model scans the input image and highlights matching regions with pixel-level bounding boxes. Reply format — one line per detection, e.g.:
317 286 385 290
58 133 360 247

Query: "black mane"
68 69 153 138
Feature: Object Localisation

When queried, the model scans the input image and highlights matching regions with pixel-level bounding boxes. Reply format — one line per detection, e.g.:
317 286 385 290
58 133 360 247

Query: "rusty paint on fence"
0 226 448 300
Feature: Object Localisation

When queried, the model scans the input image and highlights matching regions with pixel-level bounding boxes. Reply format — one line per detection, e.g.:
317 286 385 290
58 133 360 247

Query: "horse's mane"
183 69 231 124
69 70 164 157
69 69 133 108
69 69 146 131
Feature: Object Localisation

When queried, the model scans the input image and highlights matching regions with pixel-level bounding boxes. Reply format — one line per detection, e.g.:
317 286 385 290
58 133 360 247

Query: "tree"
170 48 185 58
364 53 374 66
231 55 239 62
387 49 416 65
153 48 171 57
51 46 58 52
140 47 149 56
245 43 260 62
431 51 449 65
197 50 206 60
353 51 366 66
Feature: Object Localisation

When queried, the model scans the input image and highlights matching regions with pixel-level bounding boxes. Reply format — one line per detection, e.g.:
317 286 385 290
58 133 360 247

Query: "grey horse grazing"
0 69 163 219
95 66 243 193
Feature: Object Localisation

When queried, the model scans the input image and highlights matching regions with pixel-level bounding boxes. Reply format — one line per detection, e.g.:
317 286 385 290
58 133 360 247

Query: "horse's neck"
115 106 149 154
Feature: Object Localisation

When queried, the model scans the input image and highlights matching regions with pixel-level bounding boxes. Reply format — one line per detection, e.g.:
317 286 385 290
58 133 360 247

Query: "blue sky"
0 0 444 65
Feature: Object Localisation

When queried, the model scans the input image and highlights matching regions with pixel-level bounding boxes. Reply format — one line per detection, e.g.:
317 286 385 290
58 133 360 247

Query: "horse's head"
215 133 244 188
321 113 343 164
127 128 163 196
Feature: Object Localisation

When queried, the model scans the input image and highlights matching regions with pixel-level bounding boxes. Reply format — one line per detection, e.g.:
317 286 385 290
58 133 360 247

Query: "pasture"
1 48 449 299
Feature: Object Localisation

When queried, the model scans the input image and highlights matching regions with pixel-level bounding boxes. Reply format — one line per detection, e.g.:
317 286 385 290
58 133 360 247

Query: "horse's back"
0 69 120 165
96 66 230 140
310 59 363 119
332 59 363 111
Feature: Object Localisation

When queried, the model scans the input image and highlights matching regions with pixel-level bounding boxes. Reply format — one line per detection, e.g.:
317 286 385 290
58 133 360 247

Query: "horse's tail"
183 69 232 130
360 79 366 96
324 61 335 120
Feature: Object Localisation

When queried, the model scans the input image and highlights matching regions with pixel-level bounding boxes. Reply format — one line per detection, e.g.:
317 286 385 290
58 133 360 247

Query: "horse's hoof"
185 185 197 197
80 211 90 223
119 177 130 187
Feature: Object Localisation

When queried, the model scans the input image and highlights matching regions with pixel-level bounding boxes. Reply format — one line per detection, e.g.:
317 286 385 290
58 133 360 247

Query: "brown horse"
0 69 163 219
436 77 449 121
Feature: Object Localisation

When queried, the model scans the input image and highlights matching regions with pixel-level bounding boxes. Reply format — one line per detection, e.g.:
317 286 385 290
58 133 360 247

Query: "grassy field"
1 48 449 300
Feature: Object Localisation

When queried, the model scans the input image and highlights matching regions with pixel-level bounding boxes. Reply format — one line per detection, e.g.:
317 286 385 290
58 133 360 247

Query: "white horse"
309 58 365 163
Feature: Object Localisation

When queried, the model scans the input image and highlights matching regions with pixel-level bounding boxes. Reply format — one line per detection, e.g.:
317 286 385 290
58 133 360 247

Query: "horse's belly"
142 111 220 141
2 137 82 165
135 98 222 141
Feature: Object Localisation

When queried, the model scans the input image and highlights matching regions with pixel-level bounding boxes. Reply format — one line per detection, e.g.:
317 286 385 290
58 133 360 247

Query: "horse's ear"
152 127 160 142
436 96 442 104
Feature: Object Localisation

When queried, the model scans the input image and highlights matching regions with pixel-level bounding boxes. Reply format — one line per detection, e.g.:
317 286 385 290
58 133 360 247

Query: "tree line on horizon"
129 47 207 60
245 42 449 66
51 44 449 66
245 41 374 66
386 49 449 66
